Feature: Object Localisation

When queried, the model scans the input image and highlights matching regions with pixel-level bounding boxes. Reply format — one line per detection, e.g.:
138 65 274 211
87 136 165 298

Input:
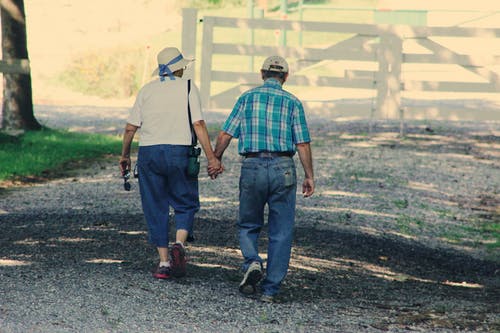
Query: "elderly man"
214 55 314 302
120 47 220 280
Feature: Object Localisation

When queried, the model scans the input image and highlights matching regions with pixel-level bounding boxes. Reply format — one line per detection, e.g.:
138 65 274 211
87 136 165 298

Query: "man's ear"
261 70 265 80
283 72 289 83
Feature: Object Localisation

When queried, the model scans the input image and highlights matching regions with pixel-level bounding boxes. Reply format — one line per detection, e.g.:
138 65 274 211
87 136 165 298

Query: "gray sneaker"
239 261 262 295
260 294 276 303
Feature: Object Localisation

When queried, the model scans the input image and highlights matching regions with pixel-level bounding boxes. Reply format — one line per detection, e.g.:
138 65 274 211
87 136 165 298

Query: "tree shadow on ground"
188 216 499 298
2 211 498 292
188 216 500 330
1 208 499 331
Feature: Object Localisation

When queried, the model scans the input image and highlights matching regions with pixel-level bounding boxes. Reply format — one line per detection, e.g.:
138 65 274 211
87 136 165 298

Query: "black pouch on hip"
187 146 201 178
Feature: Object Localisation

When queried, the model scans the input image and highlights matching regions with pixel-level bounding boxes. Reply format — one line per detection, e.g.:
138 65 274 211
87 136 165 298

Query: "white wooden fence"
182 9 500 125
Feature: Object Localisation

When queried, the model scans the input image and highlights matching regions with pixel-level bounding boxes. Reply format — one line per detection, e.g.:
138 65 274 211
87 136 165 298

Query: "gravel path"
0 104 499 332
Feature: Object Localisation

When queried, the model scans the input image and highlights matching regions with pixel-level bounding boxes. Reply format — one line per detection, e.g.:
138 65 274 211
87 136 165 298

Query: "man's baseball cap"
261 55 289 73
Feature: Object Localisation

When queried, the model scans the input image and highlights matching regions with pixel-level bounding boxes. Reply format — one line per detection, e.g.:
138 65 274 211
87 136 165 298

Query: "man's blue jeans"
238 156 297 296
137 145 199 247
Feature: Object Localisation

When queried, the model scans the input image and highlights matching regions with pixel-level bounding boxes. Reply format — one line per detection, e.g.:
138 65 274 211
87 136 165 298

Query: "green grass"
0 129 127 182
472 222 500 251
395 214 424 234
438 220 499 255
393 198 409 209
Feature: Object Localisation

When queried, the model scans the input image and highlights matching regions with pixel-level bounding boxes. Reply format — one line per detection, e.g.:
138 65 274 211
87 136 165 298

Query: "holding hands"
207 157 224 179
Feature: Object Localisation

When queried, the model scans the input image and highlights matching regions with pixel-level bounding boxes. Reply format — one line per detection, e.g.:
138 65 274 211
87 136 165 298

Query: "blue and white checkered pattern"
222 78 310 155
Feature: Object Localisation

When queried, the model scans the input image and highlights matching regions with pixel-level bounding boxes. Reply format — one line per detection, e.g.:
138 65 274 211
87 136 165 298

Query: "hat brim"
262 68 288 73
151 58 194 77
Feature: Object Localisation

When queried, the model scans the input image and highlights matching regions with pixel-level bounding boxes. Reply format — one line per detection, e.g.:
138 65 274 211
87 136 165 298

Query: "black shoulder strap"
187 79 197 145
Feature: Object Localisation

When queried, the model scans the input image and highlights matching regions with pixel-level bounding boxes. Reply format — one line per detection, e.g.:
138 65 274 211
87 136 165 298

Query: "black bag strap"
187 79 197 146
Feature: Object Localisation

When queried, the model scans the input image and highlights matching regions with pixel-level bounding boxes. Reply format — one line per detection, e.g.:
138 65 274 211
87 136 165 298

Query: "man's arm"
296 142 314 197
192 120 222 178
119 123 139 174
214 131 233 159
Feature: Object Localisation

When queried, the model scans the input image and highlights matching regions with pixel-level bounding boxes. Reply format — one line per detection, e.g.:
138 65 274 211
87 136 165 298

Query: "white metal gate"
182 9 500 126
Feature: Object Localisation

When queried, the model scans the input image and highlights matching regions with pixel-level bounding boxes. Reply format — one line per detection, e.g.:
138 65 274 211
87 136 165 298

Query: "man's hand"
209 131 233 180
296 142 314 197
302 178 315 197
207 157 224 179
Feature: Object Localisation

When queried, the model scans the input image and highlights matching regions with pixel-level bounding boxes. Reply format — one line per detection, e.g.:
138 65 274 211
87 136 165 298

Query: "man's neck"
264 77 283 85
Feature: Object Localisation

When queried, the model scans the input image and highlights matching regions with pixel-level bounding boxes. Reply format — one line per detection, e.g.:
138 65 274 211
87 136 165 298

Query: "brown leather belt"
243 152 294 158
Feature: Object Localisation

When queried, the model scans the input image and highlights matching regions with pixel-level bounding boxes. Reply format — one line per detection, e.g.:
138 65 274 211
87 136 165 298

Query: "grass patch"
439 220 499 253
474 221 500 250
0 129 127 182
393 198 409 209
395 214 424 234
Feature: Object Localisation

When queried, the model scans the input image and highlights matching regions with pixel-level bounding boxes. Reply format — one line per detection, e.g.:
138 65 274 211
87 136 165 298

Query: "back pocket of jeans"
240 164 257 190
283 167 296 187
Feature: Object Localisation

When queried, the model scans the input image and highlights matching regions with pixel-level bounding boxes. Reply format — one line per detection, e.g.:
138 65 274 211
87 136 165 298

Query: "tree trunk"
1 0 41 131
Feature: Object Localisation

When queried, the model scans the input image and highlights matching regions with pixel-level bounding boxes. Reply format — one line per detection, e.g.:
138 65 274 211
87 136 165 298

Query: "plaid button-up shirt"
222 78 311 155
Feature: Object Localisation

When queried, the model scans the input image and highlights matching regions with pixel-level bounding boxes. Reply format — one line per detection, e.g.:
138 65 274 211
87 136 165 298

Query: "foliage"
58 46 143 99
0 129 126 182
184 0 246 9
54 0 376 99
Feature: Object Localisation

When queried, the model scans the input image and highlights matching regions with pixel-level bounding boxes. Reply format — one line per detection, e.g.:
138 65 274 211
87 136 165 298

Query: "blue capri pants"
137 144 199 247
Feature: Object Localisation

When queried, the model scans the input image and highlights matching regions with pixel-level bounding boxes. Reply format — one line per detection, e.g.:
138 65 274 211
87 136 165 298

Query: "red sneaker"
170 243 187 278
152 264 171 279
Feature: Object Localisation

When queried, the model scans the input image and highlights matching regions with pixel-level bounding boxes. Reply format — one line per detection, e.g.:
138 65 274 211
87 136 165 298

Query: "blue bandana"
159 54 184 81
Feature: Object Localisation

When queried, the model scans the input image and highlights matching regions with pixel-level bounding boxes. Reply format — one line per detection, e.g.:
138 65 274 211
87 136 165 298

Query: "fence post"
374 33 388 130
280 0 288 46
247 0 255 71
392 34 404 135
182 8 198 81
375 31 403 130
298 0 304 46
200 16 215 109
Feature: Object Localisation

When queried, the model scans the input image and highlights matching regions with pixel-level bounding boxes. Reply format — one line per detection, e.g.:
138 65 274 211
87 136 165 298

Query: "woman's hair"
173 68 184 77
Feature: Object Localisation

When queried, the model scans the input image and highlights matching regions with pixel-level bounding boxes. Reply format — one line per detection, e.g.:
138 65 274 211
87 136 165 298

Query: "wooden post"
388 34 403 135
280 0 288 46
247 0 254 72
376 32 402 124
375 33 388 128
200 16 215 109
299 0 304 46
396 41 405 138
182 8 198 80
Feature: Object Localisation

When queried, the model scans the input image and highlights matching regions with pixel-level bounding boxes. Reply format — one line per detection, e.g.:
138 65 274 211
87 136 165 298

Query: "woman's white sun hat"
152 47 194 80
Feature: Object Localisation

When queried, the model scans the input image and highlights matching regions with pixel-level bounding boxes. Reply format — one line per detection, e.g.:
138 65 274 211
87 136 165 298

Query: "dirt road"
0 105 499 332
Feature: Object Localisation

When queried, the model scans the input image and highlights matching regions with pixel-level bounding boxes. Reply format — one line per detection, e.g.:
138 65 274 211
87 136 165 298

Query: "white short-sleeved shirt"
127 77 203 146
